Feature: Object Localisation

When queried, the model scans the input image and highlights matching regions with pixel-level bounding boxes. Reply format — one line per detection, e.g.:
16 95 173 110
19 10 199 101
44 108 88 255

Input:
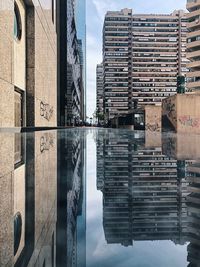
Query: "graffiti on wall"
178 116 200 128
145 123 161 132
40 101 54 121
40 133 54 153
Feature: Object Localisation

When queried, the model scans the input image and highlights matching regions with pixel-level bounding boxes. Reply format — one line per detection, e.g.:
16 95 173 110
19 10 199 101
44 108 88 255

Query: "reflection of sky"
86 131 188 267
86 0 187 117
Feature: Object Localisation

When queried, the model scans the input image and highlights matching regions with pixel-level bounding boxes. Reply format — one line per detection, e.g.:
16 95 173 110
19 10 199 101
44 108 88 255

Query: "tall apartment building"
103 9 188 119
186 0 200 91
96 63 104 113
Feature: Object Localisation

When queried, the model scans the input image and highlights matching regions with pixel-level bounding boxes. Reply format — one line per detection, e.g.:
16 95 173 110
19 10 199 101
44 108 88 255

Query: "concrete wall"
162 133 200 160
33 0 57 127
27 130 57 266
14 164 26 264
145 105 162 132
163 94 200 134
0 0 57 127
0 133 14 266
162 95 177 130
0 1 14 127
14 0 26 91
177 94 200 134
145 131 161 148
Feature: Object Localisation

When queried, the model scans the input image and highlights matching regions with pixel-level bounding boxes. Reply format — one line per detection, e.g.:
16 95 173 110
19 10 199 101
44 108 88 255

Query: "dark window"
52 0 54 23
52 233 54 267
14 89 23 127
14 212 22 255
14 2 22 40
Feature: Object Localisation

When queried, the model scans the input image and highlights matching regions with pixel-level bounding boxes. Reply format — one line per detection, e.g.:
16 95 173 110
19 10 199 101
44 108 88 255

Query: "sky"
86 0 187 117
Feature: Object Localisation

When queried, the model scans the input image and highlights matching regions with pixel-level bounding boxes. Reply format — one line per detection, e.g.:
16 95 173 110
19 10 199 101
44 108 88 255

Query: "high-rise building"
186 0 200 92
103 9 188 120
57 0 86 126
75 0 87 121
96 63 104 114
66 0 83 126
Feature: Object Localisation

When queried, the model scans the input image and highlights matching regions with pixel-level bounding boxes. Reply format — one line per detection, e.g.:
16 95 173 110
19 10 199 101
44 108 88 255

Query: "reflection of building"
97 132 188 246
67 131 86 267
102 9 188 119
187 163 200 266
15 131 57 267
57 129 86 267
0 0 57 127
0 129 86 266
0 131 57 266
0 133 14 266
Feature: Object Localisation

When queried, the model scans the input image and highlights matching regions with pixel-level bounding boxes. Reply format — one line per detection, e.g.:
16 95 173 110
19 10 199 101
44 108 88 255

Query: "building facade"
96 63 104 114
186 0 200 91
103 9 188 120
66 0 83 126
0 0 57 128
74 0 86 121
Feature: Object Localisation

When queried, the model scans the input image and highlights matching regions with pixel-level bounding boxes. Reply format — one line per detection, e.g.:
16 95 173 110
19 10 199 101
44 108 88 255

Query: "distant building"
75 0 87 121
186 0 200 92
66 0 83 125
96 63 104 114
102 9 188 120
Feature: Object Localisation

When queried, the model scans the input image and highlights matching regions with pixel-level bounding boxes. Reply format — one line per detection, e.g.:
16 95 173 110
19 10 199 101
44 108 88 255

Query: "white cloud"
92 0 120 21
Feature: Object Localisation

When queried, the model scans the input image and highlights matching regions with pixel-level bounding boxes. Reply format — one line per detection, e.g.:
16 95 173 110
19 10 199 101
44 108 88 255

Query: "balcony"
187 0 200 12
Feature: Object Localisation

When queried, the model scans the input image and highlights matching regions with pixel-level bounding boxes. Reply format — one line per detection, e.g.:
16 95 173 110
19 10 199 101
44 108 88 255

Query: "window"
14 212 22 255
14 2 22 40
14 89 23 127
52 0 54 23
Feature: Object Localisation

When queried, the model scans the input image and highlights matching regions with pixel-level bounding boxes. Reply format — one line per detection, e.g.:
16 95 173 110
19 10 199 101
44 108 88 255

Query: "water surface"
0 128 199 267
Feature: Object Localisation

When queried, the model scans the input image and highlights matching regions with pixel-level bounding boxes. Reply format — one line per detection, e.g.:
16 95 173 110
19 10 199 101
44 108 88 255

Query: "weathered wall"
0 133 14 266
163 94 200 134
145 105 162 132
14 0 26 91
145 131 161 148
162 95 177 130
0 0 57 127
33 0 57 127
0 0 14 127
162 133 200 160
177 94 200 134
14 165 26 263
26 130 57 266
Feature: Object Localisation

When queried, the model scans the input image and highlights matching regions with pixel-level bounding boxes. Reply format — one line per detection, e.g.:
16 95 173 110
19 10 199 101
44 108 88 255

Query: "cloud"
92 0 120 22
